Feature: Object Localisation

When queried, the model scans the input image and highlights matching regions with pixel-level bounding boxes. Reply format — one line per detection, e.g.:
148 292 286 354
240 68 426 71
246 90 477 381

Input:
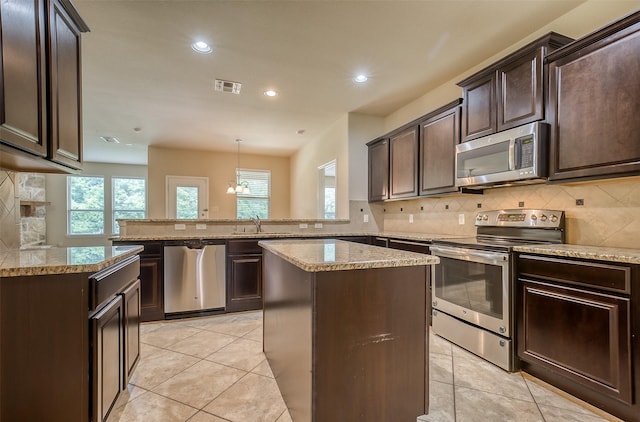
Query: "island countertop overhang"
259 238 438 272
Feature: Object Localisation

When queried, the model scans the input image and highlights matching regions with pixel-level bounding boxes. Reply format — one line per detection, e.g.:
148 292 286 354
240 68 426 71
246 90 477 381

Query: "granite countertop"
111 231 462 242
0 245 144 277
258 238 439 272
513 244 640 264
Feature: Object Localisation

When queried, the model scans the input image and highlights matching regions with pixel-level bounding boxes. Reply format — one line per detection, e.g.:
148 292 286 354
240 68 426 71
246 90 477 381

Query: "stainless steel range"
430 209 565 371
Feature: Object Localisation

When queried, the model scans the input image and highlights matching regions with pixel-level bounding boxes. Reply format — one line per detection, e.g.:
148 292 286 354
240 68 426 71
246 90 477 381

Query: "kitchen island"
0 245 143 422
259 239 438 422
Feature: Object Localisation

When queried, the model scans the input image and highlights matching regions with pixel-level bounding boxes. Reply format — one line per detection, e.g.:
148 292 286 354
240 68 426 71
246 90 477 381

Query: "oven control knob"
530 214 537 221
482 215 489 221
476 215 482 221
540 214 548 222
550 214 558 223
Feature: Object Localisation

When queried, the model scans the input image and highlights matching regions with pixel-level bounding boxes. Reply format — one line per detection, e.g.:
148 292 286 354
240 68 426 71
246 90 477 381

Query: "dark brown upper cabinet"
48 0 87 169
419 99 462 196
389 126 419 199
0 0 88 173
367 138 389 202
547 11 640 183
0 0 48 157
458 32 573 142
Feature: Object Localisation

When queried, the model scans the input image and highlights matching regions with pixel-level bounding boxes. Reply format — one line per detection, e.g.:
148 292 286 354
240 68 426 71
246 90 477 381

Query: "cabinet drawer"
227 239 262 254
518 254 630 294
90 256 140 311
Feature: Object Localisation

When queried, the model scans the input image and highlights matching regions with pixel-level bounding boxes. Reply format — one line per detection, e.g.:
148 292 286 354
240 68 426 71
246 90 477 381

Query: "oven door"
430 245 511 336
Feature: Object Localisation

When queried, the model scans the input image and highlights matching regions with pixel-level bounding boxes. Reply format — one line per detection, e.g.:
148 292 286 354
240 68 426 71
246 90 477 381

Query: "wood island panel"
263 249 429 422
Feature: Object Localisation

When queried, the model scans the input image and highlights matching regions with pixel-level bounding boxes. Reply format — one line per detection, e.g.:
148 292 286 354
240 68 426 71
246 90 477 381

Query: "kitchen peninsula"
259 239 438 422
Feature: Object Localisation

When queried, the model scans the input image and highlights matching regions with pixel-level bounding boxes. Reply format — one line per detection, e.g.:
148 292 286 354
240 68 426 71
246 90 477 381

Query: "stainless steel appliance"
164 240 226 315
455 122 548 188
430 209 565 371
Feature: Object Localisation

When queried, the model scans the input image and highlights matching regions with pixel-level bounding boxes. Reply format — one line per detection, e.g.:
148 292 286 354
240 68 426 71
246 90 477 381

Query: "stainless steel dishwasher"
163 240 226 315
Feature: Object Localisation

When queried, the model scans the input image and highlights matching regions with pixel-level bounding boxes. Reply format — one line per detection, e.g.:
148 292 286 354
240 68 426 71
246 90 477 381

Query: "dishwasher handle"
194 248 204 304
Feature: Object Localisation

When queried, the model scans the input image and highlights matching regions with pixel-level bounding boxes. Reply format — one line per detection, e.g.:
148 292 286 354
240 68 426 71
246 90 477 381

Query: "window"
68 176 105 235
318 160 336 219
112 177 146 234
237 169 270 219
68 175 147 236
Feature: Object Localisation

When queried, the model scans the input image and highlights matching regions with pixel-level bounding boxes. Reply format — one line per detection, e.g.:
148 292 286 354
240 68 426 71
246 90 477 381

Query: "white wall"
290 115 349 218
46 162 147 247
147 147 290 220
348 113 385 201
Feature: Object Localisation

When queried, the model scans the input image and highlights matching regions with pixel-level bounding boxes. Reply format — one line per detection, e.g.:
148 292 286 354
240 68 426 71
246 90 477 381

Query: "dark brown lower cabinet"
122 279 141 385
138 255 164 321
517 254 639 421
113 241 164 321
226 239 263 312
91 295 124 422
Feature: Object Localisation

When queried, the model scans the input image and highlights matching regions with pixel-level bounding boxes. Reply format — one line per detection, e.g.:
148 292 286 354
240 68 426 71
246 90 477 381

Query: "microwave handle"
508 139 516 171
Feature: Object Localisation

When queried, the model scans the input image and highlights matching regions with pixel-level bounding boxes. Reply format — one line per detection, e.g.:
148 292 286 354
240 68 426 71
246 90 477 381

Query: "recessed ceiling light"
264 90 277 97
191 41 212 54
354 74 368 83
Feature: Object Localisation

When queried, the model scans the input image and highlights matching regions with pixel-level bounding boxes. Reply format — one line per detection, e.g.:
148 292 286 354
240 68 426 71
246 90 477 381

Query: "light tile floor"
107 311 619 422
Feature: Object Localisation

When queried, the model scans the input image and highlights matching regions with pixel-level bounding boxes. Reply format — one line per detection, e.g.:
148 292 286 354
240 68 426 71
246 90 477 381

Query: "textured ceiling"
75 0 586 164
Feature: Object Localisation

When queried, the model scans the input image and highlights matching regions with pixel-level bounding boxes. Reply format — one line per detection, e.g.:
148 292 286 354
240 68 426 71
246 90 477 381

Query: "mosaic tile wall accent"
376 176 640 249
18 173 47 247
0 171 20 252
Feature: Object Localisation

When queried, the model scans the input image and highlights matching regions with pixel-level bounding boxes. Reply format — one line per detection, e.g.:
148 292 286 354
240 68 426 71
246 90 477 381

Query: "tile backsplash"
375 176 640 249
18 173 47 247
0 171 20 252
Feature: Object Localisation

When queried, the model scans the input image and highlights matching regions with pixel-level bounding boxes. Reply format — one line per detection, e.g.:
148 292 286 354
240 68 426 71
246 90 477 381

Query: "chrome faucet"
251 215 262 233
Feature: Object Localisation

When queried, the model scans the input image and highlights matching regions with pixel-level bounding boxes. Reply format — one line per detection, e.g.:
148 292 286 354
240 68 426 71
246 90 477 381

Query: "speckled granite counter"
112 231 460 242
0 245 144 277
513 244 640 264
258 238 439 272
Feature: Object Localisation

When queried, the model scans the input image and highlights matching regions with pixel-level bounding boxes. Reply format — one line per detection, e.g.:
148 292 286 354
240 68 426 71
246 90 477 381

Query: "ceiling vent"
214 79 242 94
100 136 120 144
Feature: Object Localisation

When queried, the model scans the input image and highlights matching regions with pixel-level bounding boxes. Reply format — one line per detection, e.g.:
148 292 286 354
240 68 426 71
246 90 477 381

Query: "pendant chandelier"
227 139 250 194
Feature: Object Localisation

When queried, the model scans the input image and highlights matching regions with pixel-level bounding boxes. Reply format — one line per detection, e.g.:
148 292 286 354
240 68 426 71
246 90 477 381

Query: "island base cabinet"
263 250 428 422
0 273 89 422
91 295 124 422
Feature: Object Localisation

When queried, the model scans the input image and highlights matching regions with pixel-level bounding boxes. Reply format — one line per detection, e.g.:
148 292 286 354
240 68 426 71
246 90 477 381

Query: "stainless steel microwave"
455 122 548 188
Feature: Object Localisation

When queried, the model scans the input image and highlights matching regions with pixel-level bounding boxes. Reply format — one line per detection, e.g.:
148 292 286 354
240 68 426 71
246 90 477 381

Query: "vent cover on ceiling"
100 136 120 144
214 79 242 94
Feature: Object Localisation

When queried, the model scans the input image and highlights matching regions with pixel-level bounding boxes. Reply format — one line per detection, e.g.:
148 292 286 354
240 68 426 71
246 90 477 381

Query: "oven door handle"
430 245 509 265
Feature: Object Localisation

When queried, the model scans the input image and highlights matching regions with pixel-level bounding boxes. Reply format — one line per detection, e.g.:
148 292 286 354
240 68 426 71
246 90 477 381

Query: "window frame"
67 175 105 236
236 168 271 219
112 176 147 234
